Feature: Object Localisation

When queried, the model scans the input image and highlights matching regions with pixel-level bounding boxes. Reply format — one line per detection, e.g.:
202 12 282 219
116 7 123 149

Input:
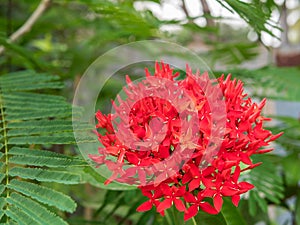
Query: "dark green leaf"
8 179 76 213
9 167 81 184
221 198 247 225
7 193 67 225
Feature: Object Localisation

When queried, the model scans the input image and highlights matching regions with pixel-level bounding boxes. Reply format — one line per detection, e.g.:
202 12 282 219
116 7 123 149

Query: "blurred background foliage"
0 0 300 224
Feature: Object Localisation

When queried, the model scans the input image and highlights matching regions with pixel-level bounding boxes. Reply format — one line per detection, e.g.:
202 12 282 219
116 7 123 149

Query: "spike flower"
89 62 282 221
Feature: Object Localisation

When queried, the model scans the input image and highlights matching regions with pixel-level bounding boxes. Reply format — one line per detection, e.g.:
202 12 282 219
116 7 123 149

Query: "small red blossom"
89 62 283 221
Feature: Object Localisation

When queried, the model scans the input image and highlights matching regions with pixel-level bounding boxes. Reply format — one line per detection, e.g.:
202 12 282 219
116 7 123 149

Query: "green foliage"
267 116 300 224
296 190 300 225
221 198 247 225
68 189 147 225
230 66 300 101
217 0 279 38
8 147 84 167
244 155 284 216
0 70 87 224
9 167 80 184
207 41 259 66
6 193 67 225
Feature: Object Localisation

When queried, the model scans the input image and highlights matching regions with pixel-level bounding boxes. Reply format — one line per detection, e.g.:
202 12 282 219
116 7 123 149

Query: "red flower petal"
174 199 186 212
213 194 223 212
240 153 252 165
199 202 218 214
221 186 238 196
184 205 199 221
88 154 104 164
239 181 255 190
184 192 197 203
106 146 120 155
157 198 172 212
137 201 153 212
231 195 240 207
189 178 200 192
268 132 283 142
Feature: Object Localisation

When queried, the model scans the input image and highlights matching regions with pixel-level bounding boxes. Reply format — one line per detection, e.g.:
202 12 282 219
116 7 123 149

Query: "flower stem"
164 209 173 225
191 216 197 225
172 206 181 225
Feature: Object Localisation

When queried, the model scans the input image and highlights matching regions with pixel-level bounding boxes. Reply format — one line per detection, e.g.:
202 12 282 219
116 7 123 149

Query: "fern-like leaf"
243 154 284 216
6 193 68 225
0 70 93 224
4 205 41 225
9 147 85 167
8 179 76 212
9 167 80 184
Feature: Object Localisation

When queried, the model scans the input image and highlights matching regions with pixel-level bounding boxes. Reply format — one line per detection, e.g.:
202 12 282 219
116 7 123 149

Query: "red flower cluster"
89 62 282 221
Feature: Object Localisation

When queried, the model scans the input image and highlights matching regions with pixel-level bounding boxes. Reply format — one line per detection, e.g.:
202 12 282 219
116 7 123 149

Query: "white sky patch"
274 0 285 5
134 0 185 21
287 10 300 26
261 9 282 48
286 0 300 8
184 0 201 17
133 0 295 47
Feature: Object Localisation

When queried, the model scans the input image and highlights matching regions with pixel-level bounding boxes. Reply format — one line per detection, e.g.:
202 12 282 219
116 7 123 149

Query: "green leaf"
0 197 5 208
0 38 44 69
1 82 63 91
232 67 300 101
9 147 75 159
6 193 68 225
0 174 5 183
281 152 300 187
253 190 268 213
248 191 257 216
0 70 94 224
244 154 284 214
221 198 247 225
9 167 81 184
0 185 5 195
5 205 41 225
217 0 279 38
4 101 70 111
208 41 259 65
0 71 59 84
0 162 4 170
8 135 76 145
296 189 300 225
9 155 85 167
5 108 74 121
2 92 66 105
0 210 4 221
0 71 63 91
9 147 86 167
8 179 76 213
7 120 90 136
194 210 227 225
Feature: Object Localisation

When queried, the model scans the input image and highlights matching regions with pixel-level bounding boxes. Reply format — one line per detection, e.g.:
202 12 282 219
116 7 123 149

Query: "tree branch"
199 0 214 27
181 0 190 18
0 0 51 55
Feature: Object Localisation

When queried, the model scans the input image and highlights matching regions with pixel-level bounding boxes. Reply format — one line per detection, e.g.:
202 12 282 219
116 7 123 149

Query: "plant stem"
164 210 173 225
191 216 197 225
172 206 181 225
0 91 9 223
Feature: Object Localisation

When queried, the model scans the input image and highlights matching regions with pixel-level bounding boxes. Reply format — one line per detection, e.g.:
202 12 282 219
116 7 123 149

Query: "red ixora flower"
89 62 283 221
